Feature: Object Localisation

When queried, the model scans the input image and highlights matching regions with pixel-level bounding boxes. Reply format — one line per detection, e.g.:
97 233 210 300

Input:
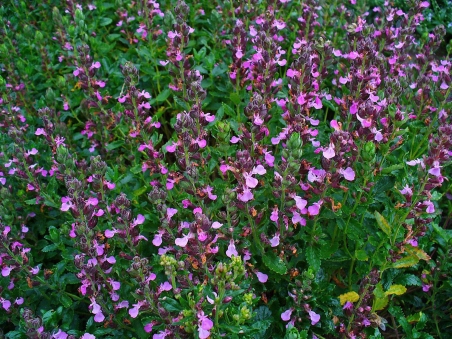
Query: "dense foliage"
1 0 451 338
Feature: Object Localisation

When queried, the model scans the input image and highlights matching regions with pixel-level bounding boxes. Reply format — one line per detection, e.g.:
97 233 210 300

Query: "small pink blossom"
308 310 320 325
256 272 268 283
281 308 293 321
226 240 238 258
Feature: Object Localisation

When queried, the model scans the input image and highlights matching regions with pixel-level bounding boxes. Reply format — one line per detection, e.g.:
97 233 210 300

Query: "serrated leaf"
373 295 389 311
385 284 407 296
160 297 183 312
253 306 272 321
5 331 24 339
305 247 321 272
406 312 423 324
373 283 389 311
25 198 37 205
405 245 431 261
262 251 287 275
49 226 60 243
392 255 419 269
60 294 73 308
355 249 368 261
42 244 57 252
338 291 360 305
374 211 391 236
394 274 421 286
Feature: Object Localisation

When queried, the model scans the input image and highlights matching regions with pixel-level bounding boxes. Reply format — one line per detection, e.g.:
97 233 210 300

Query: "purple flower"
424 200 435 214
270 233 280 247
237 188 254 202
322 143 335 159
343 301 353 310
160 281 172 291
339 167 355 181
308 310 320 325
226 239 238 258
0 298 11 310
144 323 153 333
52 329 68 339
81 334 95 339
281 308 294 321
198 311 214 339
256 272 268 283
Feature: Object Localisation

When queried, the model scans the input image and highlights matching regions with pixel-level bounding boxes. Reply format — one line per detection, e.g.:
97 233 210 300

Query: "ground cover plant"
1 0 452 338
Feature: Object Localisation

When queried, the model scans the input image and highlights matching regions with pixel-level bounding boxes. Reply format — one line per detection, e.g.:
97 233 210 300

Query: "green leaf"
49 226 60 243
156 89 171 102
60 294 73 308
385 284 407 296
5 331 25 339
305 247 321 272
374 211 391 236
133 186 147 197
105 140 124 151
392 255 419 269
42 244 57 252
99 17 113 26
42 309 59 328
394 274 421 286
174 96 190 110
230 92 241 105
25 198 37 205
160 297 183 312
262 251 287 275
373 283 389 311
355 249 368 261
253 306 272 321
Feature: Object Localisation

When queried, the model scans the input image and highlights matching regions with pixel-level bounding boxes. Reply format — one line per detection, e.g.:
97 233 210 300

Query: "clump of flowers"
0 0 451 338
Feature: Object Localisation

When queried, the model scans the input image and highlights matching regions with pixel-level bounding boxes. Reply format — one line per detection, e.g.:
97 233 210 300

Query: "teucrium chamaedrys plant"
0 0 451 338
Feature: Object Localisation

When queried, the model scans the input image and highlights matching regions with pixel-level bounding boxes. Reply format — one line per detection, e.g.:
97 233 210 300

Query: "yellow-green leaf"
355 249 368 261
133 186 147 197
392 255 419 268
405 245 431 261
338 291 360 305
374 211 391 236
385 284 407 296
407 312 423 324
373 283 389 311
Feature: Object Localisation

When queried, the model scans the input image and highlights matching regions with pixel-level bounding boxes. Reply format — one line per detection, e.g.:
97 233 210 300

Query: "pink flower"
144 323 153 333
424 200 435 214
256 272 268 283
350 101 358 115
308 200 323 216
0 298 11 310
294 196 308 211
343 301 354 310
237 188 254 202
308 310 320 325
339 167 355 181
270 233 280 247
322 143 335 159
198 311 214 339
211 221 223 229
175 233 193 247
281 308 294 321
226 240 238 258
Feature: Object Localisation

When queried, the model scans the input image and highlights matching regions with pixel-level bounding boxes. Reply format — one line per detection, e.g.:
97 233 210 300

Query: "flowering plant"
0 0 451 338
